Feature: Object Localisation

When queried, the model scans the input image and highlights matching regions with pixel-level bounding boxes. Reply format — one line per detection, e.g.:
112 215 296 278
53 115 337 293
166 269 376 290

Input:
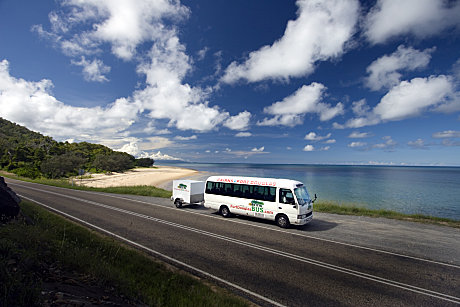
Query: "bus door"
279 188 298 220
251 185 277 219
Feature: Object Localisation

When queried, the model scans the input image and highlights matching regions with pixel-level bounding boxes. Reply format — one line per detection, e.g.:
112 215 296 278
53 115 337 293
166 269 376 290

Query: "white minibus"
204 176 314 228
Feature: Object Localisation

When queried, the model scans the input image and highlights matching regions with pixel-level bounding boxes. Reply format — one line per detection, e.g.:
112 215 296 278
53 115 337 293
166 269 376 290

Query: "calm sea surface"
158 162 460 220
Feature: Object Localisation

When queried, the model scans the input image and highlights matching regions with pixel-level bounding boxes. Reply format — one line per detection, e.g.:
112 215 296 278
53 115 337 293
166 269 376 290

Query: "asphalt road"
7 178 460 306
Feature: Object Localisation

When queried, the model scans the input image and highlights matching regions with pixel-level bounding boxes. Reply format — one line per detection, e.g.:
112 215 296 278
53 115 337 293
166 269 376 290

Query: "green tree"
0 118 137 177
41 153 86 178
93 153 134 173
135 157 154 167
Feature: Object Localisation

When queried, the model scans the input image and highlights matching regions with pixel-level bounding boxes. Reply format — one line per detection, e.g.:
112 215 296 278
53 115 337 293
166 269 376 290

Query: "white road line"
20 195 286 307
10 180 460 270
18 189 460 305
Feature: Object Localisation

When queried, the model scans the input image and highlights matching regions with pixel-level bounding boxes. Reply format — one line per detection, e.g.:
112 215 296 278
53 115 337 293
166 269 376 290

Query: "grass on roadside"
314 200 460 228
84 185 172 198
0 200 249 307
1 171 172 198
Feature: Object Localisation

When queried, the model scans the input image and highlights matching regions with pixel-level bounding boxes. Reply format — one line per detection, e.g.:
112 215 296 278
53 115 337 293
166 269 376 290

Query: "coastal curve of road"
7 178 460 306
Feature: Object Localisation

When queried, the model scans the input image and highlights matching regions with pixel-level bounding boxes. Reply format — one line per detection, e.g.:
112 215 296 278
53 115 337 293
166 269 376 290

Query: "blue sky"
0 0 459 166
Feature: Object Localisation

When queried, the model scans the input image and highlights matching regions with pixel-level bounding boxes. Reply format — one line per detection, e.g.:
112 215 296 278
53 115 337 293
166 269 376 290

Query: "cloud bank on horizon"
0 0 459 165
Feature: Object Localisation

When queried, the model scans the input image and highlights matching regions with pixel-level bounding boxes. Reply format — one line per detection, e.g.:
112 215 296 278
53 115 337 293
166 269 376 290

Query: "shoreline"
73 166 207 190
157 161 460 168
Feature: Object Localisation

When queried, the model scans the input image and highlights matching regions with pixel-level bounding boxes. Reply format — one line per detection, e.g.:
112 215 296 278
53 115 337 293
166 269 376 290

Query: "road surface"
7 178 460 306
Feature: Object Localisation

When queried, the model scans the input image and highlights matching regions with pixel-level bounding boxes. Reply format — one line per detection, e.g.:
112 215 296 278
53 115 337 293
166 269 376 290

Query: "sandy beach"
74 166 205 190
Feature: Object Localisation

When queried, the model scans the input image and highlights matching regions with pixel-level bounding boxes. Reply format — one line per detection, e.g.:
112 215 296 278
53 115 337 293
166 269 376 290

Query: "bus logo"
178 183 187 190
250 200 264 213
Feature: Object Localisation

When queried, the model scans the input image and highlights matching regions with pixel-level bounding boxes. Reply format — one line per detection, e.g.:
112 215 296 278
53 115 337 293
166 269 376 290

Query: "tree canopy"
0 117 154 178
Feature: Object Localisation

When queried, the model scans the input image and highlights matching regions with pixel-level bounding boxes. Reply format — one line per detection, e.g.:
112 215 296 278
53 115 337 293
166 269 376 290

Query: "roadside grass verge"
0 200 249 306
84 185 172 198
314 200 460 228
0 171 172 198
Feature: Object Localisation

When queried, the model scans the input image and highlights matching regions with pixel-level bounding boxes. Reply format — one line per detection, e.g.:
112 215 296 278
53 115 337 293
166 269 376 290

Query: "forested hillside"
0 118 153 178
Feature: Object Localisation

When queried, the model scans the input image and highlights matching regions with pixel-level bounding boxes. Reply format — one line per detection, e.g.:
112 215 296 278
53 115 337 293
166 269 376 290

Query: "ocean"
158 162 460 220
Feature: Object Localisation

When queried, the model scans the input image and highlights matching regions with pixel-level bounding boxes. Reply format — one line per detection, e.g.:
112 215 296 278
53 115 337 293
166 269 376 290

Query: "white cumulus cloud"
304 132 331 141
251 146 265 152
235 132 252 137
432 130 460 138
365 45 434 91
29 0 234 135
337 75 459 128
408 139 428 149
146 151 181 160
373 136 397 150
258 83 344 127
374 75 455 121
0 59 138 141
34 0 190 60
71 56 111 82
348 131 371 138
118 138 180 160
364 0 460 44
133 32 229 132
175 135 197 141
223 111 251 131
348 142 367 148
221 0 359 83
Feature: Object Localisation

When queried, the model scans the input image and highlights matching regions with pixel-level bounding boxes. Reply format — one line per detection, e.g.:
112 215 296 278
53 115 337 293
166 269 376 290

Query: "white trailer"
171 180 205 208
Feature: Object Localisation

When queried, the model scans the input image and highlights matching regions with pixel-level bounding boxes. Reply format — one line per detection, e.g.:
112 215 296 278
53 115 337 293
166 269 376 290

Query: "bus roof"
206 175 303 189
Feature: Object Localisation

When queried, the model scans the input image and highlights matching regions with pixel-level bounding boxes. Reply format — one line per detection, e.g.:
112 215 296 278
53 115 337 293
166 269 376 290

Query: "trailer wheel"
220 206 231 218
276 214 290 228
174 199 182 208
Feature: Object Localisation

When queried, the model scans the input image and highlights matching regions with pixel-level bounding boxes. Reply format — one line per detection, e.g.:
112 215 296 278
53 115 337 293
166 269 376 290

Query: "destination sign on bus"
216 177 276 187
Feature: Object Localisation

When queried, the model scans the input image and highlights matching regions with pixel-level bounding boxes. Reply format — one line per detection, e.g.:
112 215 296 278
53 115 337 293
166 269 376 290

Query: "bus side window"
213 182 222 195
279 188 294 204
265 187 276 202
224 183 233 197
206 182 213 194
233 184 242 197
242 184 254 199
253 186 263 201
218 182 226 195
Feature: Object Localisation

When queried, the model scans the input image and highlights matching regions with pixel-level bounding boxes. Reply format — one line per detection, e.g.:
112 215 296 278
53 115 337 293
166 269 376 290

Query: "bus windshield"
294 186 311 206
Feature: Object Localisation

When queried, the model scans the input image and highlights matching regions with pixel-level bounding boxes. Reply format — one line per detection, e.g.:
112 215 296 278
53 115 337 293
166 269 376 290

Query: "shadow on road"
178 204 209 211
205 211 338 232
297 219 338 232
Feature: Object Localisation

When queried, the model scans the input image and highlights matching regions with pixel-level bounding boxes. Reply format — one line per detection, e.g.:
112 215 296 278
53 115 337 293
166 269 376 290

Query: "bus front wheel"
276 214 290 228
220 206 231 218
174 199 182 208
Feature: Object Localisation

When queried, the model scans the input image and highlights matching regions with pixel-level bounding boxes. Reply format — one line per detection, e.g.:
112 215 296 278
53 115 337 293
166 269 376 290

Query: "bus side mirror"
312 194 317 203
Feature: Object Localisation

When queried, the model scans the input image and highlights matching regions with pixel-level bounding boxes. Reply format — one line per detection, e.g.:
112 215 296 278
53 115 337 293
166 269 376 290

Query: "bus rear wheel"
276 214 290 228
174 199 182 208
220 206 231 218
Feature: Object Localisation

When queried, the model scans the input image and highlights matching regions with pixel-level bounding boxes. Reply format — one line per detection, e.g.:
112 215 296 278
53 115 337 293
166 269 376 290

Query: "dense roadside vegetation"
0 200 249 306
0 117 154 179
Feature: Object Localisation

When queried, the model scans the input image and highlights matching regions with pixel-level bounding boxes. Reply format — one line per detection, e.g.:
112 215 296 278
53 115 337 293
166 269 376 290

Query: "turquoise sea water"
158 162 460 220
